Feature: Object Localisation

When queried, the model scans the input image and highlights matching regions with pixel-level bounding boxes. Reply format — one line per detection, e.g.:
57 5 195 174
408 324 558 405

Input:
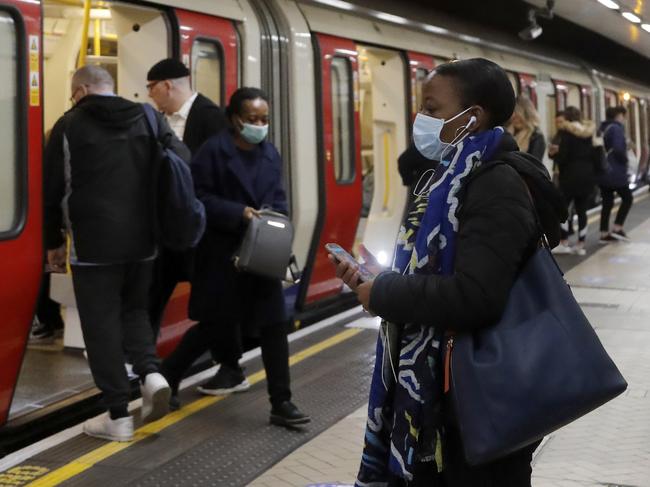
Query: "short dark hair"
556 110 565 118
433 58 515 127
606 105 627 120
564 106 581 122
226 87 269 120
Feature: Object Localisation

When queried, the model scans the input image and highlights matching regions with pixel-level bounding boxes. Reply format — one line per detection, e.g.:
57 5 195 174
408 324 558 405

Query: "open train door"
0 0 43 426
153 8 240 357
304 34 362 304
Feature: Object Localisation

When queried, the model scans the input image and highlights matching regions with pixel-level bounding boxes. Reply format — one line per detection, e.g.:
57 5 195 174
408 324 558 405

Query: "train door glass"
192 39 222 106
0 12 18 234
355 45 408 265
567 84 581 112
413 67 428 115
331 56 354 183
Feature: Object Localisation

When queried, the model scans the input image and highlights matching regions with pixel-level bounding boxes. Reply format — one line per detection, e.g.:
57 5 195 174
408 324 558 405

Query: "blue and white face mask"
240 122 269 144
412 107 472 161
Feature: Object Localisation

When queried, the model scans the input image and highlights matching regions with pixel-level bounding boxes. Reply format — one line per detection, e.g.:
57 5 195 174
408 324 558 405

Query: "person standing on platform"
551 106 596 256
161 87 310 427
44 66 186 442
508 95 546 161
598 106 633 243
146 59 228 339
331 58 566 486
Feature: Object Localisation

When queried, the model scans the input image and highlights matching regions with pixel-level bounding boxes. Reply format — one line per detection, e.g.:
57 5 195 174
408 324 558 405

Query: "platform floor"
0 191 649 487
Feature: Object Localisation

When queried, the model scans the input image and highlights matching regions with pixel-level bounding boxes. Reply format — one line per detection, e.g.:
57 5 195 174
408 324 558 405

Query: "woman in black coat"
508 94 546 161
162 87 309 427
331 59 565 487
551 106 596 255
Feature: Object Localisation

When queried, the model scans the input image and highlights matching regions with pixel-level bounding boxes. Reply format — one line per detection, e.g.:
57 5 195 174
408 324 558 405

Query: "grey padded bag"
234 210 294 280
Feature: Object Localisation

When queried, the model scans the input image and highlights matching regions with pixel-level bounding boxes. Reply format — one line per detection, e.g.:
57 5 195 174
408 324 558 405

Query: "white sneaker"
141 372 170 423
573 246 586 256
83 414 133 442
551 244 572 255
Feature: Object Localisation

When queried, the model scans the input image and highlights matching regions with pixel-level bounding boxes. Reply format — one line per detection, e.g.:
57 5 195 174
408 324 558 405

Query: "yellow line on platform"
27 327 362 486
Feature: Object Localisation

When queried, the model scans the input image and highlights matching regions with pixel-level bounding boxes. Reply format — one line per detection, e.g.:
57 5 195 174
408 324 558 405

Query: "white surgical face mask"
413 107 473 161
240 121 269 144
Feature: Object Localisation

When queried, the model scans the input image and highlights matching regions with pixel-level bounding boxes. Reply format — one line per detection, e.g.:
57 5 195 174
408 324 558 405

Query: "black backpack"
142 103 206 250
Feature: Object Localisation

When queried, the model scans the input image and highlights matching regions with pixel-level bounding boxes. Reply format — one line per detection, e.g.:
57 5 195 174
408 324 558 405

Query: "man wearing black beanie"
146 59 227 387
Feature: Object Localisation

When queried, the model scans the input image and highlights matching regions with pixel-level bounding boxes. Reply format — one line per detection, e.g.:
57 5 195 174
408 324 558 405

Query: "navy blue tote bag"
449 245 627 466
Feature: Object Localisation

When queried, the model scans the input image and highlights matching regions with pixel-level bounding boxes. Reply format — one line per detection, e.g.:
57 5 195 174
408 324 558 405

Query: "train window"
192 39 222 106
567 84 581 112
414 67 428 114
331 56 354 184
0 12 19 235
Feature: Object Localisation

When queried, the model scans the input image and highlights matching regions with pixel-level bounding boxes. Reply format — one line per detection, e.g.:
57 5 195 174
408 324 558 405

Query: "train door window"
192 39 222 106
567 84 581 112
331 56 354 183
0 12 18 235
414 67 428 114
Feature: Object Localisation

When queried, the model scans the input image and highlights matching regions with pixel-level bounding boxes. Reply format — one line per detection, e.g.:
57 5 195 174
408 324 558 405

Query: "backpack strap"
141 103 159 138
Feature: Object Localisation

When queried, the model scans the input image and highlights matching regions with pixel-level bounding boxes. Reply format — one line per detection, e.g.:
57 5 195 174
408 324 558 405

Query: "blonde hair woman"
509 95 546 160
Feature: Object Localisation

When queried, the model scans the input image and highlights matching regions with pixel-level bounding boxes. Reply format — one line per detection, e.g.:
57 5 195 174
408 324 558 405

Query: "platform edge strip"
24 327 362 486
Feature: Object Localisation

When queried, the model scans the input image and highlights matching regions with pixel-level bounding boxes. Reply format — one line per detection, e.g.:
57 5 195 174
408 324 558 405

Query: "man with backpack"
44 66 190 441
598 106 633 243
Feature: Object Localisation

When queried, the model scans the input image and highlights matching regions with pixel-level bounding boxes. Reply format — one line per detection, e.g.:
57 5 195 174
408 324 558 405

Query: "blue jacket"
599 120 628 188
188 130 288 329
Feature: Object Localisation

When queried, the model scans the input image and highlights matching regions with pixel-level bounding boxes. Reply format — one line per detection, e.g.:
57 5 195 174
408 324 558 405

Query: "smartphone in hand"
325 243 376 283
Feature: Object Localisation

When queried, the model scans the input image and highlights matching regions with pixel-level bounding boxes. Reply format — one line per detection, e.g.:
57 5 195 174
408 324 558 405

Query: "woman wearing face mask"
161 87 310 427
331 59 565 486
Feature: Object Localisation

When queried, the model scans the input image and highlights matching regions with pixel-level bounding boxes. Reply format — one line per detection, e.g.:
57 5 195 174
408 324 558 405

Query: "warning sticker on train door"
29 72 40 106
29 35 40 106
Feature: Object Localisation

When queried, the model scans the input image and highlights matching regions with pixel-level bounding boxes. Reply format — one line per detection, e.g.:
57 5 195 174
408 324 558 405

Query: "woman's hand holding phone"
326 243 383 314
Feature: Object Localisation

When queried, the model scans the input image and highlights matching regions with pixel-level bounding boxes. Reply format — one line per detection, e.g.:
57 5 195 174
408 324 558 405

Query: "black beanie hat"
147 58 190 81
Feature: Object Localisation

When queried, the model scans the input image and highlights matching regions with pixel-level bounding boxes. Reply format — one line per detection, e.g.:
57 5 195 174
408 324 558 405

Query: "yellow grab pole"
77 0 91 68
93 18 101 56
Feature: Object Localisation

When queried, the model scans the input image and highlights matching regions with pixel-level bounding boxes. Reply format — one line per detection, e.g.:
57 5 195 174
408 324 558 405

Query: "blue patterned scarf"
356 128 505 485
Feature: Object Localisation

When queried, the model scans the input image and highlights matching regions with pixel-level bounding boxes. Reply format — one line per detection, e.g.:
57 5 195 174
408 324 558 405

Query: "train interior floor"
0 190 649 486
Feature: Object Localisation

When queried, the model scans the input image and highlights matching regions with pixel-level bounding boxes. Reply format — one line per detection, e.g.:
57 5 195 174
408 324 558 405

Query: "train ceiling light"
622 11 642 23
519 0 555 41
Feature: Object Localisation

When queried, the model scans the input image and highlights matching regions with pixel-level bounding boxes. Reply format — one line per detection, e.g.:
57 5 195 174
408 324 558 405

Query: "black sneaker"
29 319 55 344
197 365 250 396
611 229 631 242
599 234 618 244
270 401 311 427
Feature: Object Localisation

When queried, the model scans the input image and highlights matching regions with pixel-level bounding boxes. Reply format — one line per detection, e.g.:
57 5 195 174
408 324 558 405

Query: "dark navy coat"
188 130 288 333
599 120 629 189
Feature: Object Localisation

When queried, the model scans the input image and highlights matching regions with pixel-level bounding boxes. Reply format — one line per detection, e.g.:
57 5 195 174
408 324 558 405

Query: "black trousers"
72 262 160 410
162 321 291 407
600 185 633 232
443 425 539 487
560 192 590 242
36 272 64 331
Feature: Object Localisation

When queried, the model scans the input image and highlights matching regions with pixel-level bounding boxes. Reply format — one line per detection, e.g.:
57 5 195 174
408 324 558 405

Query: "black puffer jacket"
369 133 566 333
44 95 189 263
553 120 596 197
